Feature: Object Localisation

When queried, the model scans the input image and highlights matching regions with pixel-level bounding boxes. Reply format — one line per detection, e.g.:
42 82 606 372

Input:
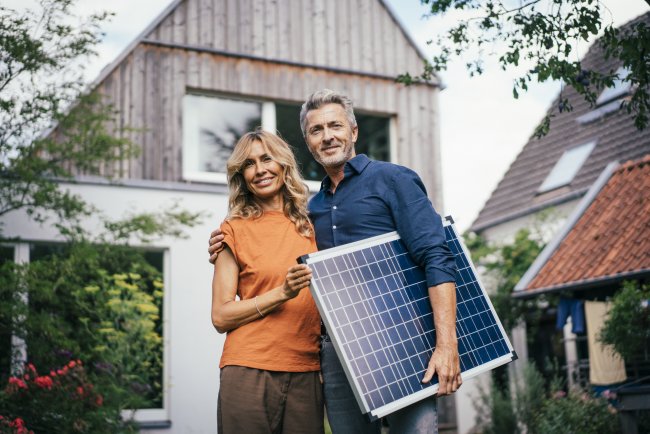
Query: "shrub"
534 389 619 434
0 361 133 433
599 281 650 362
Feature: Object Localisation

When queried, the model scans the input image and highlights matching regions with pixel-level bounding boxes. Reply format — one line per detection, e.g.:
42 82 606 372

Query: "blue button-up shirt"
308 154 457 287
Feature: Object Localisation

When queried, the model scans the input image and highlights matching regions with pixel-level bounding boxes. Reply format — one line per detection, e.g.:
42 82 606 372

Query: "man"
209 89 461 434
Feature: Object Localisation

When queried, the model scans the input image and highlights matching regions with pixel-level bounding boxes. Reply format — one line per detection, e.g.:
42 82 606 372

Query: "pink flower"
34 376 53 390
76 386 84 396
26 363 36 373
8 377 27 390
68 360 76 369
50 371 57 377
552 390 566 399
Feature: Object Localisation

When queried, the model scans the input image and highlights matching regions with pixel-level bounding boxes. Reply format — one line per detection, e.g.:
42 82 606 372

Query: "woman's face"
242 140 285 204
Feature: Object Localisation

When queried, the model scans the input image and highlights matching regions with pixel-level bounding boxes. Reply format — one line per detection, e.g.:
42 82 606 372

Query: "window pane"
538 141 596 192
275 103 391 182
276 103 326 181
356 113 390 163
25 243 166 409
184 94 262 174
596 67 631 106
0 245 14 378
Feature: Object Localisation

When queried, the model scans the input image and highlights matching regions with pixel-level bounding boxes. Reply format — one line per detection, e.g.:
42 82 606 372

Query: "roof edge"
512 268 650 299
470 188 587 233
514 160 621 292
91 0 184 90
378 0 442 87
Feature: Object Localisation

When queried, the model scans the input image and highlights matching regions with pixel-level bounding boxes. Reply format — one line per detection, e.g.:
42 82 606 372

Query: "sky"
9 0 649 231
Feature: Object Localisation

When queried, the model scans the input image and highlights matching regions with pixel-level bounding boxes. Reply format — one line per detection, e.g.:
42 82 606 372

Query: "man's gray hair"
299 89 357 137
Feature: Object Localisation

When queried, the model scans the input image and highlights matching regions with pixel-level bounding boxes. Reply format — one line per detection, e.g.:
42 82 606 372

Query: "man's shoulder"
365 160 419 180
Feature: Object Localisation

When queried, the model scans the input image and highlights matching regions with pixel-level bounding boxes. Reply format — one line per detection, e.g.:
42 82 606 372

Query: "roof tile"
524 155 650 291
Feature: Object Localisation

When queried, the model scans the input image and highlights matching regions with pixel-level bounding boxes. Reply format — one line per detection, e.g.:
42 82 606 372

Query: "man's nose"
322 127 333 142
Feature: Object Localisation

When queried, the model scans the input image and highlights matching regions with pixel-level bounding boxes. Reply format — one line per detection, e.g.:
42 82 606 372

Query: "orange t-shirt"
218 211 320 372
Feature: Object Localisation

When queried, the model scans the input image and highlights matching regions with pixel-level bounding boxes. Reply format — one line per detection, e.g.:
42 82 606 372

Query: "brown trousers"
218 366 324 434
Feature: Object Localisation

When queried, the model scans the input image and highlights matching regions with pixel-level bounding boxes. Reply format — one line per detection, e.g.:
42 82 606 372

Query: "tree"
464 227 546 332
0 0 137 236
399 0 650 136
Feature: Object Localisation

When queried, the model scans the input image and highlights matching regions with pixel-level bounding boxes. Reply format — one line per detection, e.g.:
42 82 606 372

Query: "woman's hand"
282 264 312 299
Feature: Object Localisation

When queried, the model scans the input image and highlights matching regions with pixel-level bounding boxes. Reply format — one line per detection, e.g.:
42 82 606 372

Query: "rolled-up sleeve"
387 168 457 287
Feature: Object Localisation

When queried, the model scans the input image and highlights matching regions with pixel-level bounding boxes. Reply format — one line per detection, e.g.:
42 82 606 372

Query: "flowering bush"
0 361 129 433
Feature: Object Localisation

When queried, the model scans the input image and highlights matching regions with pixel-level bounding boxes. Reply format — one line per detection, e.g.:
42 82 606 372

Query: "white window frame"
182 95 275 184
4 242 171 425
182 93 394 192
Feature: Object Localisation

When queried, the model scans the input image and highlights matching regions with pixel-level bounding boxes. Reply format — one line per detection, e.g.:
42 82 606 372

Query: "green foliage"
474 362 619 434
0 0 138 235
0 361 136 434
400 1 650 135
465 227 546 331
0 243 166 429
599 281 650 361
535 389 619 434
2 243 164 407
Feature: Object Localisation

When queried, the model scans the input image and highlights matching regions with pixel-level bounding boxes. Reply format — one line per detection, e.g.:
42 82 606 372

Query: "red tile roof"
523 155 650 293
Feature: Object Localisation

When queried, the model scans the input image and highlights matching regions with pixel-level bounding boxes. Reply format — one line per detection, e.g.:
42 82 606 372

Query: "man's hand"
208 229 225 264
421 343 462 395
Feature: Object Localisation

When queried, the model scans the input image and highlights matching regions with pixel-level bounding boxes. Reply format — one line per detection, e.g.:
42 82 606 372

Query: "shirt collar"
319 154 371 192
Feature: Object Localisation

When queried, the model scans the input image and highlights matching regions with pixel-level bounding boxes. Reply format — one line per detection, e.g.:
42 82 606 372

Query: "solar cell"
299 216 517 421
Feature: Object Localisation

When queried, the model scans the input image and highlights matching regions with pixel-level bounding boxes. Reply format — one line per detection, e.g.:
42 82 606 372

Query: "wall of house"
3 181 228 433
89 0 445 210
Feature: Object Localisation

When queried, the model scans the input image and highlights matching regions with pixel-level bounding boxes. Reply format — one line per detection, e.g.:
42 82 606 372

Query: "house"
2 0 465 432
469 12 650 377
513 155 650 432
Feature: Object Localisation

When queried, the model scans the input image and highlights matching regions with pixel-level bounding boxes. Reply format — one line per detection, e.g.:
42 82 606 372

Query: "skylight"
596 67 631 106
538 141 597 193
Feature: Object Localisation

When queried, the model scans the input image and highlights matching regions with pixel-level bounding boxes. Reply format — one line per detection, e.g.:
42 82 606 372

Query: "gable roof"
92 0 438 91
471 12 650 232
514 155 650 298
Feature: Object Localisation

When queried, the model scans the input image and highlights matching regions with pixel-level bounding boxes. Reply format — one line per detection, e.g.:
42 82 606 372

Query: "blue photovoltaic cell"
300 217 516 420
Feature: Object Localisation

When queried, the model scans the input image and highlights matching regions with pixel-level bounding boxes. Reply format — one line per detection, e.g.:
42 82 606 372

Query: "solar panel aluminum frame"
299 216 517 421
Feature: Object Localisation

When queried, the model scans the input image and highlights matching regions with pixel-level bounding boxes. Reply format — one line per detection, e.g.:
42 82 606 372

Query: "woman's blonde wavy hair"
226 129 313 237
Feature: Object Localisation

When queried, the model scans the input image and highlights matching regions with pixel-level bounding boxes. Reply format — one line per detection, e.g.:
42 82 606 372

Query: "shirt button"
333 206 337 210
332 225 337 230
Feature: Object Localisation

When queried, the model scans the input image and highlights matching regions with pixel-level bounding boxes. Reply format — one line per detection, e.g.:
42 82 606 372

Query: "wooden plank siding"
89 0 444 209
147 0 427 78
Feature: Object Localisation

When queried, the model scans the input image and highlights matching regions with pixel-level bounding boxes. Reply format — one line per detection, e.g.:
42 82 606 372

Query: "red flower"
8 377 27 390
50 370 57 377
76 386 84 396
26 363 36 373
34 376 53 390
68 360 76 369
95 394 104 407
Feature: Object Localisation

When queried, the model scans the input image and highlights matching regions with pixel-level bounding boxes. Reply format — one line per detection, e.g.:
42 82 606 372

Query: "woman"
211 129 323 434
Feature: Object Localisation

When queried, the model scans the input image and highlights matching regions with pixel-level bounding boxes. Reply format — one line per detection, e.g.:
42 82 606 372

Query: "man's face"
304 103 358 169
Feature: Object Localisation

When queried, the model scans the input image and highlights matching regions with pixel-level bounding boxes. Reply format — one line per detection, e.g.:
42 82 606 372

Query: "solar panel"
299 216 517 421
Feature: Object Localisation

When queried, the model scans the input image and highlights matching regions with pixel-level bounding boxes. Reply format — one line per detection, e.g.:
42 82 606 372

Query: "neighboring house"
469 12 650 377
3 0 465 432
514 154 650 390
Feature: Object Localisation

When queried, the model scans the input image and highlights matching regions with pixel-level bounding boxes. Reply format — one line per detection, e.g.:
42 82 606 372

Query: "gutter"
512 269 650 299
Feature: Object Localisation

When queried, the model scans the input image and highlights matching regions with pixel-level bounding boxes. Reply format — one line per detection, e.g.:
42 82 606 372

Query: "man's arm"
421 281 462 395
385 166 461 395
